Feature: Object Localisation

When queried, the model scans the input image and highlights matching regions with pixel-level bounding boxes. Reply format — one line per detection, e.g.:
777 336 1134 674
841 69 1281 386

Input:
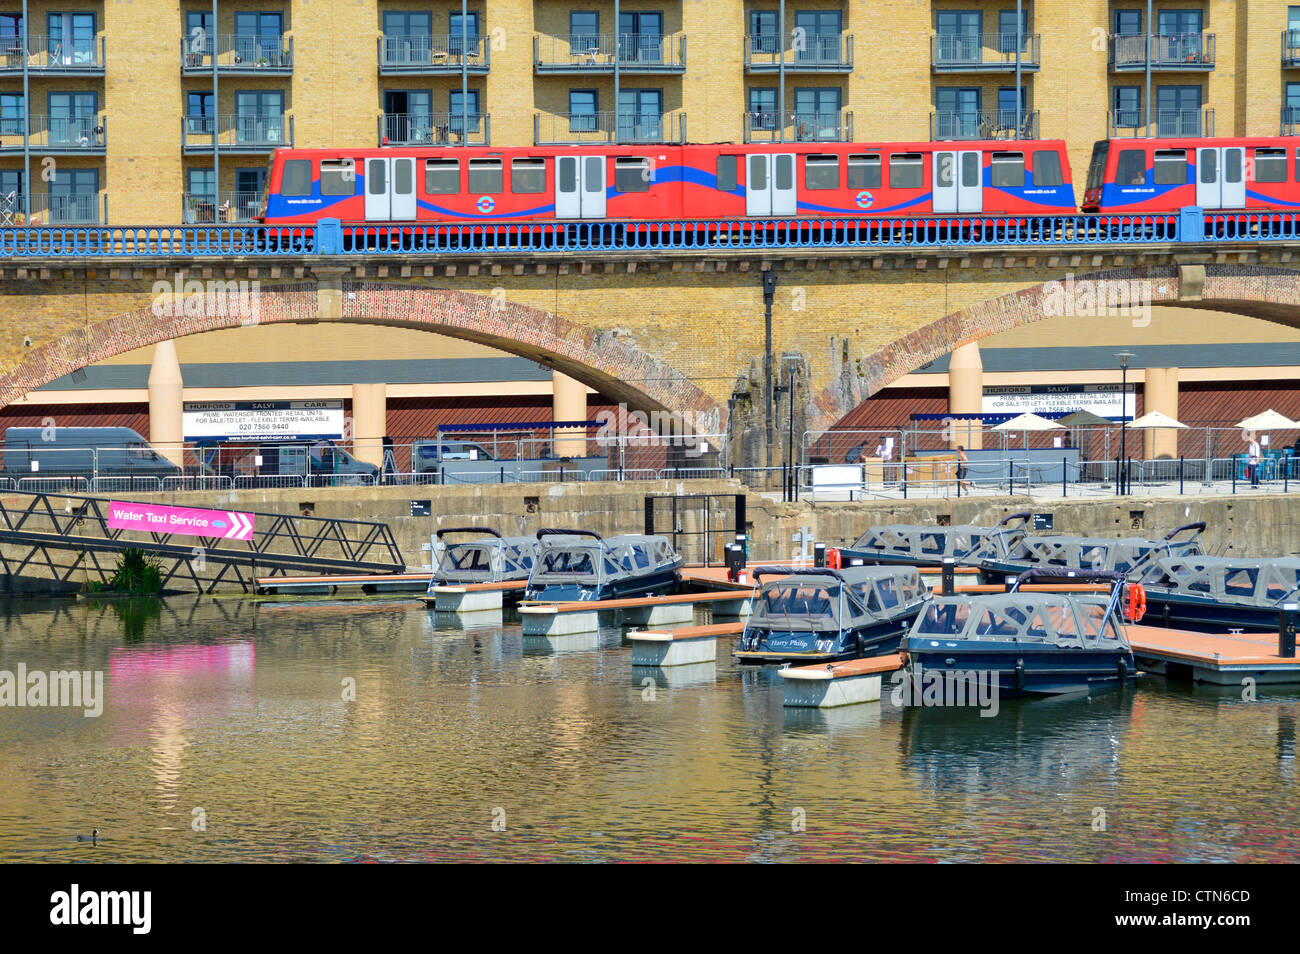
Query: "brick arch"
0 281 722 431
810 263 1300 433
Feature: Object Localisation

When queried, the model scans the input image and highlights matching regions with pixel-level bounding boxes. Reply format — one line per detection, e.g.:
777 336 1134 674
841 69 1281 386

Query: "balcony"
931 33 1040 72
1284 30 1300 67
533 110 687 145
0 115 107 154
533 33 686 73
1282 108 1300 136
930 109 1039 141
0 35 105 75
181 35 293 74
181 114 293 154
379 112 490 146
1109 33 1215 71
743 109 853 143
181 191 264 224
0 191 103 225
1108 107 1214 137
745 33 853 72
378 34 489 74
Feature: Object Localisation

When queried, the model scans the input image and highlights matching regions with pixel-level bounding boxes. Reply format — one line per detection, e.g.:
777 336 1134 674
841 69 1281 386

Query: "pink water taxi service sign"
106 501 255 541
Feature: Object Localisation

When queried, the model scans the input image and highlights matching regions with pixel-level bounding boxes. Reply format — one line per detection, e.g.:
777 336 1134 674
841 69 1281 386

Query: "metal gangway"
0 490 405 594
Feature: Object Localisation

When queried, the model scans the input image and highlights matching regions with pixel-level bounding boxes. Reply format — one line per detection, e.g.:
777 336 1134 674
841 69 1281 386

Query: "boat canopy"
748 565 930 631
986 529 1204 578
851 519 1026 563
530 531 680 586
913 593 1129 649
1143 556 1300 606
433 528 538 584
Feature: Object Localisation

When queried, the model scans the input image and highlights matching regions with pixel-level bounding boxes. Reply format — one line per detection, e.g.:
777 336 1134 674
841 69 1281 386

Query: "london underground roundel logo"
855 191 874 209
476 196 495 213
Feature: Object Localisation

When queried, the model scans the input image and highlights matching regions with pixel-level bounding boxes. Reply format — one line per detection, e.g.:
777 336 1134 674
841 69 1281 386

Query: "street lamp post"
1115 351 1134 495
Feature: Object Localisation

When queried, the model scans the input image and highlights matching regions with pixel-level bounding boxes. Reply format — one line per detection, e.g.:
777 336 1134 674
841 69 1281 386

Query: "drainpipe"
212 0 219 207
777 0 785 143
1144 0 1152 133
613 0 620 143
21 0 29 216
1015 0 1022 136
460 0 467 144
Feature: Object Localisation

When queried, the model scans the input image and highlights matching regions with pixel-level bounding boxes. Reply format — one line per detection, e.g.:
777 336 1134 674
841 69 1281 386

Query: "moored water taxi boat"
426 527 538 594
1139 555 1300 632
523 529 683 602
832 512 1031 570
976 522 1205 584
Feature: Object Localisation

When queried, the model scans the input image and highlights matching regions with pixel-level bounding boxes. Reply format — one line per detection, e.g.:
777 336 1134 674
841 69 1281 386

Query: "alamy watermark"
889 662 1000 717
593 404 718 459
0 664 103 717
1042 273 1152 328
151 273 261 325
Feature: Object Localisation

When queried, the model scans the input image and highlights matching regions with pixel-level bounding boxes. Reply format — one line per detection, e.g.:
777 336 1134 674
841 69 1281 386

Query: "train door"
1195 146 1245 210
556 155 607 219
932 150 982 213
364 157 416 221
745 153 796 216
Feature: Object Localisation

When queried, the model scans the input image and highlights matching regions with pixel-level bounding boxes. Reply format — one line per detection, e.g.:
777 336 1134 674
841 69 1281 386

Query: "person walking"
957 445 971 493
1248 436 1262 487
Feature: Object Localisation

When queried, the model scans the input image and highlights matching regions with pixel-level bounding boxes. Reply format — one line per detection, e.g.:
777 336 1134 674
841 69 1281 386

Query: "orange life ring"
826 547 842 570
1124 583 1147 623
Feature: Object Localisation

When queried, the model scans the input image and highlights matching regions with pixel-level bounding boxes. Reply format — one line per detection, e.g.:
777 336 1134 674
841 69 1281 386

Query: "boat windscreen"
534 547 600 582
440 544 495 575
752 583 841 629
915 601 972 636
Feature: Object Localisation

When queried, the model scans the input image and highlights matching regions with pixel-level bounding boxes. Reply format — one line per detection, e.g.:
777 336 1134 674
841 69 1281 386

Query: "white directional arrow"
224 511 253 539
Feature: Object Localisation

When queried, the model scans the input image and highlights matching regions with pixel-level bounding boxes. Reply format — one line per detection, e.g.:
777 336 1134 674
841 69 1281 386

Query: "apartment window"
0 170 24 214
237 168 265 199
1113 86 1141 128
795 10 841 62
935 11 980 63
187 168 215 197
804 155 838 190
382 11 432 64
449 11 479 56
889 153 922 189
468 158 502 194
619 12 663 63
425 158 459 194
998 86 1027 121
1153 149 1187 185
449 90 480 134
997 9 1029 54
615 157 651 192
186 91 213 134
233 12 283 64
1254 148 1287 183
510 158 546 194
0 92 24 136
1156 85 1201 135
991 152 1025 187
47 13 96 64
794 87 840 140
618 88 662 141
749 10 777 55
1156 10 1201 35
717 155 739 192
47 90 96 145
185 11 213 55
281 159 311 195
936 87 980 138
847 153 881 189
0 14 21 45
1116 149 1146 185
749 88 777 130
1113 10 1142 35
570 11 599 51
235 90 284 143
569 89 597 132
384 11 430 37
321 159 356 195
48 168 97 222
1032 151 1064 187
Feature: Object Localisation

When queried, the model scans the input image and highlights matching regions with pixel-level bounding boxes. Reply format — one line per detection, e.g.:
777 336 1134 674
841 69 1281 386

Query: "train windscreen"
258 159 275 220
1086 141 1109 192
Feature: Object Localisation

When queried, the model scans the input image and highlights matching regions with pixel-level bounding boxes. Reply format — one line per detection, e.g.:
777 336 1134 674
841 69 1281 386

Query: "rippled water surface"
0 596 1296 863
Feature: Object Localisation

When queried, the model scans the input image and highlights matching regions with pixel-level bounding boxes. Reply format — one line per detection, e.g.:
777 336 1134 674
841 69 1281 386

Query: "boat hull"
903 643 1136 697
1143 592 1284 633
524 566 681 604
735 618 914 666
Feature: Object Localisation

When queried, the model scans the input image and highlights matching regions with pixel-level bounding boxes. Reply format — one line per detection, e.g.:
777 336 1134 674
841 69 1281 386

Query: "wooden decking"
1128 624 1300 683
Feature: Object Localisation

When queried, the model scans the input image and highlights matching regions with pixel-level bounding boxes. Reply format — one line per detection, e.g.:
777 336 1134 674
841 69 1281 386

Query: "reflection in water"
0 596 1296 862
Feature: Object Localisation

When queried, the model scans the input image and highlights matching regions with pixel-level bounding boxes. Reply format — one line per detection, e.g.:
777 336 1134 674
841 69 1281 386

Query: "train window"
320 159 356 196
281 159 312 196
559 157 577 192
805 155 839 190
717 155 738 192
961 151 980 187
847 154 881 189
1086 142 1109 192
367 160 386 195
511 158 546 194
1153 150 1187 185
1199 149 1216 183
394 158 413 194
468 158 502 194
1032 151 1063 187
774 154 794 190
990 152 1025 187
615 157 651 193
1116 149 1146 185
584 156 603 192
425 158 459 194
889 153 922 189
935 154 953 188
1254 147 1286 183
1225 148 1242 183
749 155 768 190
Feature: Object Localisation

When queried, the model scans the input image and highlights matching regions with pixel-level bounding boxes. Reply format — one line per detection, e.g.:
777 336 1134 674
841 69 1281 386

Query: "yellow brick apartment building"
4 0 1300 224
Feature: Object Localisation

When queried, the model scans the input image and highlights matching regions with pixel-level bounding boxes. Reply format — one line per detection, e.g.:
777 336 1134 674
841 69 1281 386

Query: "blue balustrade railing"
2 209 1299 258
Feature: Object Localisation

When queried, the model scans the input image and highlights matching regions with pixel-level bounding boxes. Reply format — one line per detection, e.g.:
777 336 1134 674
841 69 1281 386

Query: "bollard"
1281 603 1298 659
1179 456 1184 495
725 543 745 583
735 533 748 562
942 558 955 596
813 542 826 568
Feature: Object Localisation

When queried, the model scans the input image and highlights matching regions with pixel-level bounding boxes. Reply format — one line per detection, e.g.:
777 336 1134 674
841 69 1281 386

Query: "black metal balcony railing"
181 114 294 152
1108 107 1214 138
532 33 686 72
1108 32 1215 70
931 32 1040 71
533 110 687 145
930 109 1038 141
378 34 489 73
1284 30 1300 67
743 110 853 143
0 34 106 72
181 34 293 72
0 190 102 225
181 191 263 224
379 112 490 146
745 33 853 71
0 114 107 152
1281 107 1300 136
